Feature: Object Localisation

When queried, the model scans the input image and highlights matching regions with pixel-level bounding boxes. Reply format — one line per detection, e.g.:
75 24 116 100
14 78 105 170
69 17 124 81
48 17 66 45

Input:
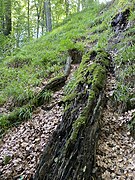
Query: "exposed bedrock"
34 50 111 180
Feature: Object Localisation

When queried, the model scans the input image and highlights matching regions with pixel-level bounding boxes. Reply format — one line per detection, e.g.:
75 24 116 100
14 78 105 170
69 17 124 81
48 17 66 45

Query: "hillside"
0 0 135 179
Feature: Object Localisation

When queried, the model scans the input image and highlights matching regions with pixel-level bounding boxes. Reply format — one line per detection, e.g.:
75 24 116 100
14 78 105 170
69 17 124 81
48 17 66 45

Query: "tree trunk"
41 11 45 35
77 0 81 12
34 50 111 180
44 0 52 32
0 0 4 31
34 0 43 38
65 0 69 17
27 0 30 40
81 0 86 9
3 0 12 36
41 4 45 35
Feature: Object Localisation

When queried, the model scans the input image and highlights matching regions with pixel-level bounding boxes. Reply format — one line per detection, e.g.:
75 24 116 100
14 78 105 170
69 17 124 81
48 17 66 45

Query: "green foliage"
38 90 52 104
114 83 129 103
0 34 15 58
4 155 12 165
0 0 134 135
0 88 53 135
65 49 109 148
0 107 31 136
113 41 135 106
0 2 100 108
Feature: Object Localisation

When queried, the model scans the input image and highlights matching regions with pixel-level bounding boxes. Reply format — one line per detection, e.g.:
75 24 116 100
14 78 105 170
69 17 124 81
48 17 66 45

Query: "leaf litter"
0 90 63 179
0 63 134 180
0 64 79 179
94 73 135 180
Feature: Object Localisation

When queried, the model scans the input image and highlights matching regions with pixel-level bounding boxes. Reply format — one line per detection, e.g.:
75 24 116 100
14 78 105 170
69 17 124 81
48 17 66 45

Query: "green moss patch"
65 50 110 148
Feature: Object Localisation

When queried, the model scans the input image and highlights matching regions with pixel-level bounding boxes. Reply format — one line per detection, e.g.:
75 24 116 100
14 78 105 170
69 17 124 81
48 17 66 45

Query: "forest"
0 0 135 179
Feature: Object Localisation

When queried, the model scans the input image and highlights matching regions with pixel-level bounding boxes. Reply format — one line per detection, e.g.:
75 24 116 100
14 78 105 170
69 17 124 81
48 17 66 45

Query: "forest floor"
95 73 135 179
0 65 134 180
0 65 78 179
0 88 63 179
0 17 135 180
0 1 134 179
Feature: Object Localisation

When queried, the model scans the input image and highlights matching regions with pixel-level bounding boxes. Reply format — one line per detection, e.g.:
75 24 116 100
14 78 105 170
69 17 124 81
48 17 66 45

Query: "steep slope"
34 0 135 179
0 2 100 134
0 0 135 179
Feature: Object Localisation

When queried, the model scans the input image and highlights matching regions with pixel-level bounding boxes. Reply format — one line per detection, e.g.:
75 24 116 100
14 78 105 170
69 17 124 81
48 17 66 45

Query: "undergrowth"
0 0 135 134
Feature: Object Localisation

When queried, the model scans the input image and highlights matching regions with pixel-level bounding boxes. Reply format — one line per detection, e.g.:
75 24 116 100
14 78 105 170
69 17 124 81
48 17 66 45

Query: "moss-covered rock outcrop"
34 50 110 180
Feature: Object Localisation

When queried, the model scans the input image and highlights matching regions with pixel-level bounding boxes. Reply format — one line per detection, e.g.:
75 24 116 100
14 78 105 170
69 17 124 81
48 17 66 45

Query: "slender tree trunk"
41 8 45 35
77 0 81 12
82 0 86 9
0 0 3 31
34 0 42 38
28 0 30 40
65 0 69 17
16 23 20 48
36 9 40 38
44 0 52 32
3 0 12 36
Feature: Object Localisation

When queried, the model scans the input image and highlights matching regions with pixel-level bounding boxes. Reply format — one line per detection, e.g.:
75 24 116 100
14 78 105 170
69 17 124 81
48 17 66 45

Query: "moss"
0 116 10 128
48 73 64 84
71 115 86 141
66 101 93 148
65 110 87 149
88 90 96 102
64 49 109 150
64 104 72 112
92 65 106 90
63 93 77 103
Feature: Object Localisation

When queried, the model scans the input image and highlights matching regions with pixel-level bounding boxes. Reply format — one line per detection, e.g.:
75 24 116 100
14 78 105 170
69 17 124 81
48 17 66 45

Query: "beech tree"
65 0 69 16
44 0 52 32
33 0 44 38
0 0 12 36
77 0 81 12
0 0 90 55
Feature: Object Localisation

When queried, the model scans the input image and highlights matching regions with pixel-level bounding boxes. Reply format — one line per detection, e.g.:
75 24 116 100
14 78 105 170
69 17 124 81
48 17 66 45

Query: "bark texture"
44 0 52 32
3 0 12 36
34 50 111 180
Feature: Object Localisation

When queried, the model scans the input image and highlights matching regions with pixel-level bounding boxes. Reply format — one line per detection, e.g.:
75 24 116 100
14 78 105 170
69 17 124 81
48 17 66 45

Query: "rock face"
34 50 110 180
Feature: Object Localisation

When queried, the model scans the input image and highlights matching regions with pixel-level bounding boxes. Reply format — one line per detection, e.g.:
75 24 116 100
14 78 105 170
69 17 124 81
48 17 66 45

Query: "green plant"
18 107 32 120
4 155 12 165
38 90 52 104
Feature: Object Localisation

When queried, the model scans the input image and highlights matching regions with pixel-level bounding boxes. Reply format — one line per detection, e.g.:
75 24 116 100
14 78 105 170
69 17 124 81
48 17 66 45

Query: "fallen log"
0 60 71 136
34 50 111 180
